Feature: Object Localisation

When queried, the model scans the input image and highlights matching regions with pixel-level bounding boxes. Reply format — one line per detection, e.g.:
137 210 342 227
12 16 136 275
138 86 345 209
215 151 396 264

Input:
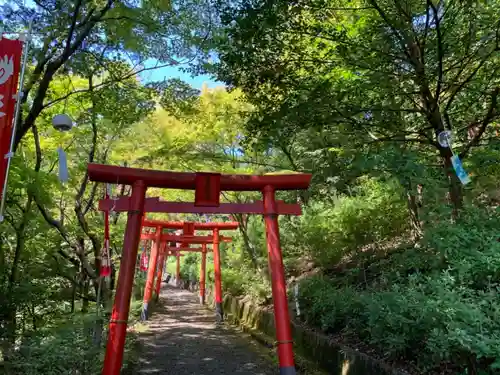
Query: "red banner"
0 37 23 200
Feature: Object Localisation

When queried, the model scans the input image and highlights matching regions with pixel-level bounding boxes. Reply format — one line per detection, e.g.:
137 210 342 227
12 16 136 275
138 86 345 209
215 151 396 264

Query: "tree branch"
65 0 84 56
368 0 412 61
459 87 500 159
41 61 179 110
429 0 444 99
31 126 96 279
14 0 116 149
74 74 100 260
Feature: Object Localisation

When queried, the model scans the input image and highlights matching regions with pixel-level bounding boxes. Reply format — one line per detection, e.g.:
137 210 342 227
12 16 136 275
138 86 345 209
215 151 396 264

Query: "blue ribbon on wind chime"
437 129 471 185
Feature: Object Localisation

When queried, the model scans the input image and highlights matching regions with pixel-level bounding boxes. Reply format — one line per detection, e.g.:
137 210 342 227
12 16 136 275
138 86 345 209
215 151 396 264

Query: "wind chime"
52 75 74 183
437 129 471 185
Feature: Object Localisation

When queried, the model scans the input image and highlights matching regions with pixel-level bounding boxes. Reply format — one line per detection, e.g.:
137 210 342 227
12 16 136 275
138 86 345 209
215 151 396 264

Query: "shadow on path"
134 284 277 375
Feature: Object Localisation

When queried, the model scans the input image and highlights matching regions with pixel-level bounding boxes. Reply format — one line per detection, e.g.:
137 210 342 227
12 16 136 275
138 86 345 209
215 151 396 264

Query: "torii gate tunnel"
139 228 234 319
88 163 311 375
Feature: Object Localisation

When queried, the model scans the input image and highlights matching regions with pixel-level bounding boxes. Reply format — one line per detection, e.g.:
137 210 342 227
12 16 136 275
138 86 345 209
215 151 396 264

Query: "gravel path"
134 284 277 375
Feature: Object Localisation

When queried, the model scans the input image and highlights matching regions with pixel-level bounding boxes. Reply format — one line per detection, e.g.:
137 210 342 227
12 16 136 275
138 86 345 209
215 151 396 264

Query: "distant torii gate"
139 230 232 319
161 244 210 301
140 219 237 315
89 163 311 375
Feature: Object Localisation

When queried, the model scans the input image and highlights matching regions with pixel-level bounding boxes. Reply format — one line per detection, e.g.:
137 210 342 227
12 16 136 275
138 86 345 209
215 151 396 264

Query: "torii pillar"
140 219 236 317
100 180 146 375
154 243 167 302
175 251 181 284
141 225 162 320
199 243 207 305
213 228 223 321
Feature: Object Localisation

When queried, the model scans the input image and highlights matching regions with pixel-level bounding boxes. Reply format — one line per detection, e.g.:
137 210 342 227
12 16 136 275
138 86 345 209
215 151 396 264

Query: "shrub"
298 205 500 373
282 177 408 268
7 315 103 375
222 267 271 304
298 275 363 333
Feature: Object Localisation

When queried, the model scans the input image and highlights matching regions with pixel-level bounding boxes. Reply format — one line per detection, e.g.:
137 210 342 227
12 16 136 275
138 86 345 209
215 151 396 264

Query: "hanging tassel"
100 239 111 277
57 146 69 183
140 250 149 271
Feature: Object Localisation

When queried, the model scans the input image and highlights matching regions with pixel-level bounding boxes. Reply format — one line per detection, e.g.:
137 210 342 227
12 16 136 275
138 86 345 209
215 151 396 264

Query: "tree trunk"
71 277 77 313
4 196 33 357
81 276 90 313
405 182 422 239
407 192 422 236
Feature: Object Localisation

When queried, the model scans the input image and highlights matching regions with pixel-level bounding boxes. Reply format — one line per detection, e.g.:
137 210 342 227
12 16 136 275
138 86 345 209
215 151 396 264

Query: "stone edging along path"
170 277 401 375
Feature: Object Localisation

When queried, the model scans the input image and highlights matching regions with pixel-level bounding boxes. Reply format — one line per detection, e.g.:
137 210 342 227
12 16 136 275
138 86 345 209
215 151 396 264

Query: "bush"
282 177 409 268
298 275 363 334
7 315 102 375
298 205 500 373
222 266 271 304
5 309 142 375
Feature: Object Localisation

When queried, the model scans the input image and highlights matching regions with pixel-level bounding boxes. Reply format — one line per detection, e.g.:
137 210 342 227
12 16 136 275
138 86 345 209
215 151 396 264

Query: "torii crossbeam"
89 163 311 375
140 233 232 243
100 197 302 215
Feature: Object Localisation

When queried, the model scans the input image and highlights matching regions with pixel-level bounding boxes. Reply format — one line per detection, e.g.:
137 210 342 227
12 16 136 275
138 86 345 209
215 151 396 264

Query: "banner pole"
0 20 33 222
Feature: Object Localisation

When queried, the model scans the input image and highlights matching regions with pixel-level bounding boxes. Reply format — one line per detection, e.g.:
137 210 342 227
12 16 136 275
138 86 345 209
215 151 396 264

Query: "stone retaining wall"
166 274 399 375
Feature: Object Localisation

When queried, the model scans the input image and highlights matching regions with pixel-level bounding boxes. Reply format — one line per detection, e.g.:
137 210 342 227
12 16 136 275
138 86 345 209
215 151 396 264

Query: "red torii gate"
141 219 237 311
89 163 311 375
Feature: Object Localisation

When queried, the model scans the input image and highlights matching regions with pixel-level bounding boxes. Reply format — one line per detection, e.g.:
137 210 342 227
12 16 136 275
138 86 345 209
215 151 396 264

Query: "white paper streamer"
57 147 69 183
294 283 300 316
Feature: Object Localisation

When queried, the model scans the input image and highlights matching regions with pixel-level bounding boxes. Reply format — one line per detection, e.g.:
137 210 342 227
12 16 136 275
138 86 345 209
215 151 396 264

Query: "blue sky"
139 60 224 90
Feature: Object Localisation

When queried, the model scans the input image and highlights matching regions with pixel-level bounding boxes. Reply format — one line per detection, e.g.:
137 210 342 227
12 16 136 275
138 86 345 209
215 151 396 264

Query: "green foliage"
2 0 499 372
282 178 408 268
298 276 362 334
5 312 140 375
222 266 271 304
7 315 101 375
298 205 500 372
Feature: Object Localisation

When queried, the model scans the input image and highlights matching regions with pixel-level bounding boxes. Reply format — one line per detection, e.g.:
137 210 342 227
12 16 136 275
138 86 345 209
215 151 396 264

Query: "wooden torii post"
89 163 311 375
153 241 167 303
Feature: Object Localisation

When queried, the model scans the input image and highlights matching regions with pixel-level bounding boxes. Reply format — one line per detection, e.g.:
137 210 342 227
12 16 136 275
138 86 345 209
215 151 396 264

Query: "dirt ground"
134 284 278 375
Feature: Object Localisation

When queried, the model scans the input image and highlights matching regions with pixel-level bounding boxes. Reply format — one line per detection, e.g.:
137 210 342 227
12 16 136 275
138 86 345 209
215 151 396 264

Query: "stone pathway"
135 284 277 375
